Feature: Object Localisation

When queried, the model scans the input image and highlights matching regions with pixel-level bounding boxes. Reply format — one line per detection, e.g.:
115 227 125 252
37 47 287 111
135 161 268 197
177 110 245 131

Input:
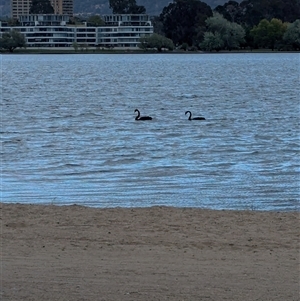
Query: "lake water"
1 53 299 211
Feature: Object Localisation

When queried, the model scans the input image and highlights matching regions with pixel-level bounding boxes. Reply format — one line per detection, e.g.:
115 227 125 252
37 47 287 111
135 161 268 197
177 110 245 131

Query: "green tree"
72 41 79 52
87 15 105 26
251 18 287 50
0 30 26 52
109 0 146 14
268 18 288 48
139 33 174 51
200 32 224 51
250 19 269 47
282 20 300 50
29 0 54 14
181 42 189 51
201 13 245 50
160 0 213 47
225 21 246 49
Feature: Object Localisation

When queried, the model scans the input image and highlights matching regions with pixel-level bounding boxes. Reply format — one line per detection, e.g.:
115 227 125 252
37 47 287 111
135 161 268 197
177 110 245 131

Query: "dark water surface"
1 53 299 210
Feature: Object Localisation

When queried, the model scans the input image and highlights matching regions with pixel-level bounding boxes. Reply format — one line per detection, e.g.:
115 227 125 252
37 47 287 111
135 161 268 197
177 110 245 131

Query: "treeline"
150 0 300 51
86 0 300 51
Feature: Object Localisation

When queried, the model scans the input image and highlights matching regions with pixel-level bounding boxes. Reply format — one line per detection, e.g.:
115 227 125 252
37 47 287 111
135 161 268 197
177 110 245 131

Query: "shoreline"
1 48 299 54
1 201 299 212
1 203 299 300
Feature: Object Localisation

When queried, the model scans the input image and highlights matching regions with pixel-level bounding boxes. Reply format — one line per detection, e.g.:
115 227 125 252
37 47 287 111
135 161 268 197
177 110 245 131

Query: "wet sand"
1 203 299 300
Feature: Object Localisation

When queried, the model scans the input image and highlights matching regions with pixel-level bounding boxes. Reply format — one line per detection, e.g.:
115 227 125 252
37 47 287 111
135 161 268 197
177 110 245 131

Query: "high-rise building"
51 0 73 16
11 0 31 19
11 0 73 19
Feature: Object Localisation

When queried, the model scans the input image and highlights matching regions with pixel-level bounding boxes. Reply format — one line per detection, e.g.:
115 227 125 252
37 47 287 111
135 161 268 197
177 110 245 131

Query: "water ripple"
1 53 299 211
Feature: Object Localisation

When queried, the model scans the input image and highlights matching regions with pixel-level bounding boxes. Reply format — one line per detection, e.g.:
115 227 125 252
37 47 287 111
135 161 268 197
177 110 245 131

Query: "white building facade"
98 14 153 48
0 14 153 49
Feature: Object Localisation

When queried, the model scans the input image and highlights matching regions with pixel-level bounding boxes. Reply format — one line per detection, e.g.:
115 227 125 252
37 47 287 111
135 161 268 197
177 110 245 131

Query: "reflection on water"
1 53 299 211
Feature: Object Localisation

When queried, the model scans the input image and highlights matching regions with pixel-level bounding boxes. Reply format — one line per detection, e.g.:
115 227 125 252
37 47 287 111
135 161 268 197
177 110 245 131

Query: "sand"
1 203 299 300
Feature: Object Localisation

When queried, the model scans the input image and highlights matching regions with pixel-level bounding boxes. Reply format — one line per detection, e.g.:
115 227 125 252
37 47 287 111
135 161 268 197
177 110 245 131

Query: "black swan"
185 111 205 120
135 109 152 121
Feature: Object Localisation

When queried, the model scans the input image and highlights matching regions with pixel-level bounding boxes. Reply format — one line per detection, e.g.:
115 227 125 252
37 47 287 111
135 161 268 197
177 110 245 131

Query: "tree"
215 1 243 23
159 0 213 47
6 18 20 26
280 0 300 23
129 4 146 14
215 0 300 28
250 18 287 50
87 15 105 26
200 13 245 50
68 16 84 25
29 0 54 14
282 20 300 50
226 21 246 49
139 33 174 51
72 41 79 52
109 0 146 14
0 30 26 52
200 32 224 51
250 19 269 47
268 18 288 48
238 0 300 27
152 16 164 35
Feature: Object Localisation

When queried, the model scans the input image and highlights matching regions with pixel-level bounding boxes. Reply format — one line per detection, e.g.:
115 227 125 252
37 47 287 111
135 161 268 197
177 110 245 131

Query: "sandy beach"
1 203 299 300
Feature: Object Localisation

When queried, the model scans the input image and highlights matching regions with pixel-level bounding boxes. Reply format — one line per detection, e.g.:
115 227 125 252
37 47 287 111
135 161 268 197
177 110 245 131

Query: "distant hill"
74 0 237 16
0 0 240 17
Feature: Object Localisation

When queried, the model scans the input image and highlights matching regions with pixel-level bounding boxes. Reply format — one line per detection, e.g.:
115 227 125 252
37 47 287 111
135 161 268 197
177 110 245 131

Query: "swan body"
135 109 152 121
185 111 205 120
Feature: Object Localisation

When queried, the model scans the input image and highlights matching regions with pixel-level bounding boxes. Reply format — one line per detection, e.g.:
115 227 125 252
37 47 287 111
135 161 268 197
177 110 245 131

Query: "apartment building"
11 0 31 19
0 14 153 49
11 0 73 19
98 14 153 48
51 0 73 16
